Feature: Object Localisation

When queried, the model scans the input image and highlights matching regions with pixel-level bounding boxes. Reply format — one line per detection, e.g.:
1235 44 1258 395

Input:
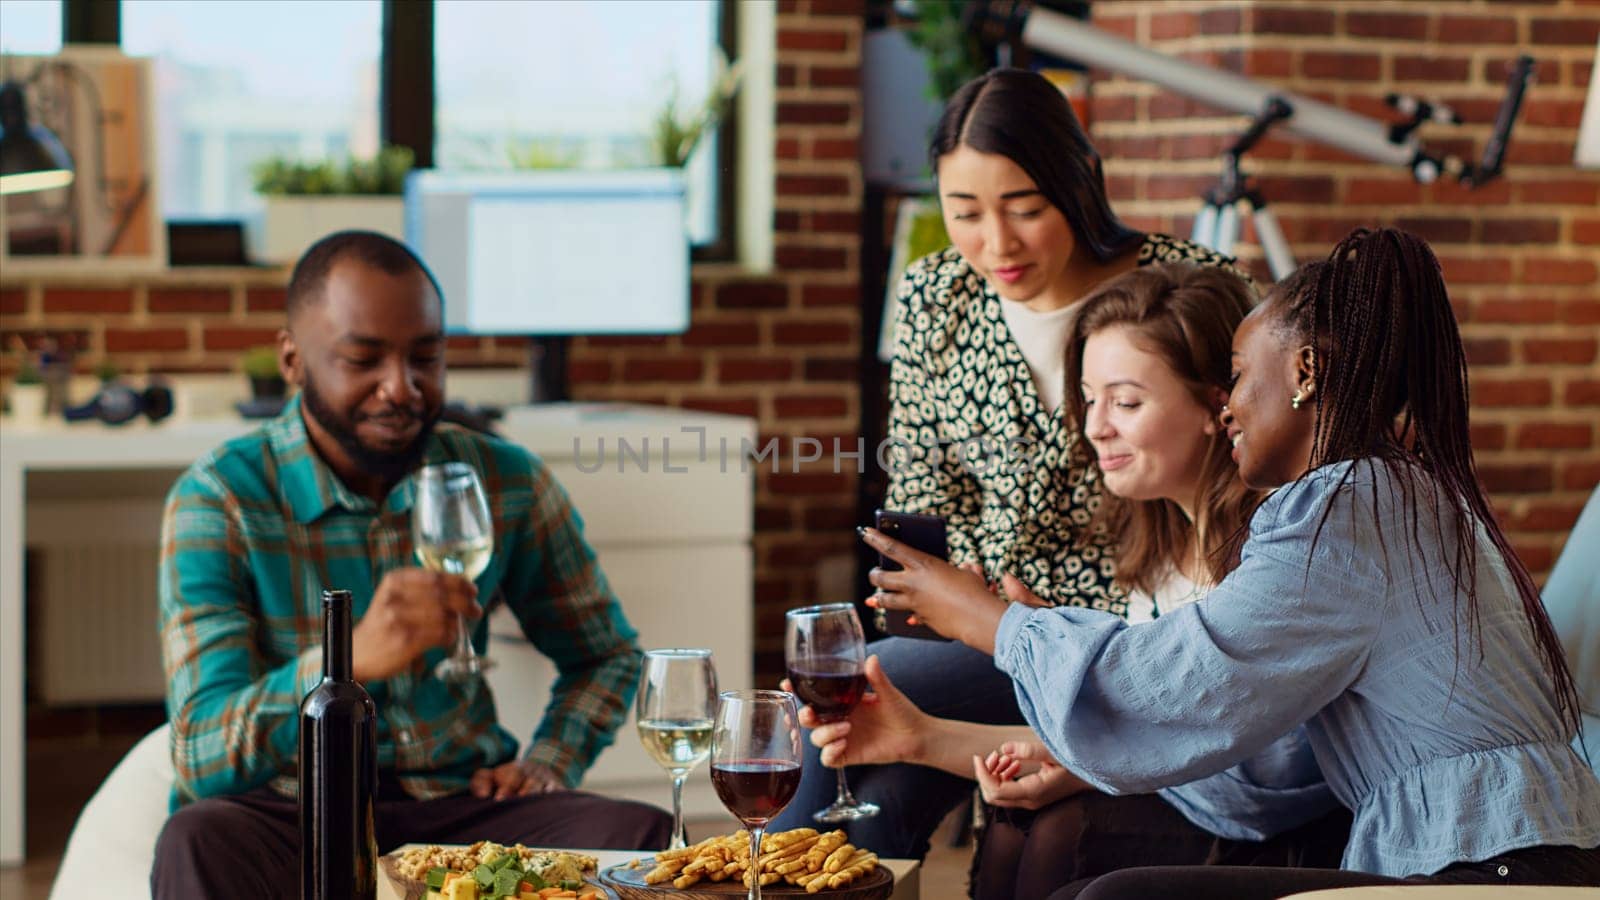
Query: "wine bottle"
300 588 378 900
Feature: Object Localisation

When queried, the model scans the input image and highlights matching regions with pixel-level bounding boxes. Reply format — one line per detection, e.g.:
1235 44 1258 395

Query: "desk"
375 848 922 900
0 404 756 866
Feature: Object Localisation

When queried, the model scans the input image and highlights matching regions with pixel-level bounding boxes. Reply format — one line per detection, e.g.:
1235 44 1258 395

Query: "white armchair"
48 724 174 900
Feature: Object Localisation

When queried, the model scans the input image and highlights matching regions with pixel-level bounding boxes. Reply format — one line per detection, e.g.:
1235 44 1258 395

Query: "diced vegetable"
473 863 496 888
427 866 449 890
493 868 521 897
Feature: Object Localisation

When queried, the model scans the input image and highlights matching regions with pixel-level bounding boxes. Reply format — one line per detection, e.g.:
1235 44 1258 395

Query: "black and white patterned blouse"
883 233 1249 616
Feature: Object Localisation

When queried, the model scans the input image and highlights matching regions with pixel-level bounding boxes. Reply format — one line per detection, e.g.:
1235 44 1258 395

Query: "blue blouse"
1160 726 1335 842
996 460 1600 877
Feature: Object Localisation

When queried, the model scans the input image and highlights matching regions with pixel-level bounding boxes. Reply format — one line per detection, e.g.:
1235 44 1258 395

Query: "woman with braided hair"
863 227 1600 896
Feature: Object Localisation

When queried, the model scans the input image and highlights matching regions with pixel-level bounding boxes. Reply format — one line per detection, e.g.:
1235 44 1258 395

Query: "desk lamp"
0 80 74 195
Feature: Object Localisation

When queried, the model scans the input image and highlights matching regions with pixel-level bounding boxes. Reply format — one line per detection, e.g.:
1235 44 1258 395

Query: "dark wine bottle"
300 588 378 900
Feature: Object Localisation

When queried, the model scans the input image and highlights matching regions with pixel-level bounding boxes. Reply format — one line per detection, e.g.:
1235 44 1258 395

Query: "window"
120 0 381 220
433 0 726 246
0 0 64 54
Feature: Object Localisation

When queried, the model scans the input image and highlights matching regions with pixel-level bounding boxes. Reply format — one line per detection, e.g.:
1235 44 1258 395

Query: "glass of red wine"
710 689 802 900
784 602 880 823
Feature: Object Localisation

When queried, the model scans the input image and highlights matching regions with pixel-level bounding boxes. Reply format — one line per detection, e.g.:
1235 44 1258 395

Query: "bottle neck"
322 590 352 681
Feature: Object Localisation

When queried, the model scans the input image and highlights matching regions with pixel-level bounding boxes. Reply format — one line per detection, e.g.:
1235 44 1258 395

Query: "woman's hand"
860 527 1009 653
972 740 1088 810
790 655 930 769
1000 572 1050 608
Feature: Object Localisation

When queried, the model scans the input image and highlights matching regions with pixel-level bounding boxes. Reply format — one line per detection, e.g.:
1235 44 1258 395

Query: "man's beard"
300 374 439 486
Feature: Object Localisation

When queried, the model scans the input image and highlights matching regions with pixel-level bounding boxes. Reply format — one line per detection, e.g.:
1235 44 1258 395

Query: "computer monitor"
404 169 690 336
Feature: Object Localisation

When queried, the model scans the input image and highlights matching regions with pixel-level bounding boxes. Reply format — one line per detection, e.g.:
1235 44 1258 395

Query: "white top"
1124 568 1205 625
999 298 1076 413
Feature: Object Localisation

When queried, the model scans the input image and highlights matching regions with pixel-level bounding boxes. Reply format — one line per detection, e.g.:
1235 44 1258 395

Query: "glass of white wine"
412 462 495 683
636 648 717 849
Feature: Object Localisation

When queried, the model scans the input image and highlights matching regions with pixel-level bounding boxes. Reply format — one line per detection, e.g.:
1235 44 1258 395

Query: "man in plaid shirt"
152 232 669 898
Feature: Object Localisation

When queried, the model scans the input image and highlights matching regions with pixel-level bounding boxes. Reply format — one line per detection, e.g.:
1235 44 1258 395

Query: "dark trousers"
150 776 671 900
1050 843 1600 899
974 791 1353 899
767 636 1025 859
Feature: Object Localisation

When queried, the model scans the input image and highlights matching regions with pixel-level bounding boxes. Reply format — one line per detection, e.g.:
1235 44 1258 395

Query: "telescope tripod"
1191 96 1297 282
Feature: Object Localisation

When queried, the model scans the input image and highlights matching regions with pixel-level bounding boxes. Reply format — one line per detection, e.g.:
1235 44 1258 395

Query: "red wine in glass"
710 758 802 823
785 658 867 723
785 603 879 823
711 690 802 900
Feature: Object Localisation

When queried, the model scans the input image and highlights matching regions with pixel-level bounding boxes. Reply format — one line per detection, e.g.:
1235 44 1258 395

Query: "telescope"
968 2 1536 277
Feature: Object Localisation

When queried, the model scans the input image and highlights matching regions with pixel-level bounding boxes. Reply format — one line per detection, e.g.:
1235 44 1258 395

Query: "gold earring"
1291 392 1303 410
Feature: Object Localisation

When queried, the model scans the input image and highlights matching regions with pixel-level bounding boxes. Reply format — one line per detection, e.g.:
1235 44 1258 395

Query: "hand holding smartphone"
872 509 952 641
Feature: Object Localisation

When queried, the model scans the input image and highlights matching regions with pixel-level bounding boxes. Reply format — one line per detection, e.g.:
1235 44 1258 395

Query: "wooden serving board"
378 854 615 900
599 859 893 900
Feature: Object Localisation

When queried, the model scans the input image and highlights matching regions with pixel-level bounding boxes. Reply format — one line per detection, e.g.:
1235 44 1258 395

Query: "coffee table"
377 847 921 900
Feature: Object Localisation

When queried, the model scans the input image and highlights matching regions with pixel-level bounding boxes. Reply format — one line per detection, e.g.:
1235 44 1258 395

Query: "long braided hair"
1267 227 1581 732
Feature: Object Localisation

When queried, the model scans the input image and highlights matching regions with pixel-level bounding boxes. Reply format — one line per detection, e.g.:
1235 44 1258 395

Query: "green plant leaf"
252 145 414 195
906 0 987 102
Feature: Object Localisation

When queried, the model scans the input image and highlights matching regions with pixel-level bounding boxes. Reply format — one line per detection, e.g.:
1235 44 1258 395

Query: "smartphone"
873 509 952 641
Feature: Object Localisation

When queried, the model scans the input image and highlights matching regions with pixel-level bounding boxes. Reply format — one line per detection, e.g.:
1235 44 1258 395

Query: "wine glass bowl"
412 462 495 682
710 689 802 900
636 648 717 849
785 602 879 823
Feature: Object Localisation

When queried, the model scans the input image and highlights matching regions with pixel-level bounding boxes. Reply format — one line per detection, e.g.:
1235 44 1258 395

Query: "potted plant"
242 345 286 401
252 145 414 264
648 54 742 168
6 359 47 422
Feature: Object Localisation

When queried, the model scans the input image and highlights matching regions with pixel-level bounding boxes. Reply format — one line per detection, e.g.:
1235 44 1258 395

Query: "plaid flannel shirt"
159 398 641 806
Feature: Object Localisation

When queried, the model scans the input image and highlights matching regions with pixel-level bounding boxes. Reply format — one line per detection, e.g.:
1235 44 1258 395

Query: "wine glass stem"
669 773 688 850
834 767 857 805
454 612 473 660
747 826 764 900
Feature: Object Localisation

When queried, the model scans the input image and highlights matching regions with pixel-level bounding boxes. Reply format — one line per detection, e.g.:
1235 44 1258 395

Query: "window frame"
78 0 738 262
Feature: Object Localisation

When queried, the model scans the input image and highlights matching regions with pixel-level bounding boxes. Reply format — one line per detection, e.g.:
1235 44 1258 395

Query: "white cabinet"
486 406 754 818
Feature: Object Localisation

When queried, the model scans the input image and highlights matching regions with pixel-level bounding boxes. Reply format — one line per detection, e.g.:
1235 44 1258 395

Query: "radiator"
29 496 168 705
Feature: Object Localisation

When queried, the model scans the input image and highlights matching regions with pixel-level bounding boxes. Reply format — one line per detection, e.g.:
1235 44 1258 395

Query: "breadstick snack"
623 827 883 893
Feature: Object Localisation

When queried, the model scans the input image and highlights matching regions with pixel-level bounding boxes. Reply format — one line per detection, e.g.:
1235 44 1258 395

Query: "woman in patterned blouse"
771 67 1250 859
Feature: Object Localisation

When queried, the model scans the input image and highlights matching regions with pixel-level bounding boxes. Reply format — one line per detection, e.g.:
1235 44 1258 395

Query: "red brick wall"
0 0 864 682
1087 0 1599 576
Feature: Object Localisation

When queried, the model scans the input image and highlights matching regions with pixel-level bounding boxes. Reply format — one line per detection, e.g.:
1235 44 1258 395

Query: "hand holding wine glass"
785 603 879 823
412 462 495 682
636 649 717 849
711 690 802 900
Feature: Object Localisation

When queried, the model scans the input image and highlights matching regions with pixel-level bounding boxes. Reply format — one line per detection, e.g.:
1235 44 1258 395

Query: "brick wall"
0 0 864 683
1086 0 1599 576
